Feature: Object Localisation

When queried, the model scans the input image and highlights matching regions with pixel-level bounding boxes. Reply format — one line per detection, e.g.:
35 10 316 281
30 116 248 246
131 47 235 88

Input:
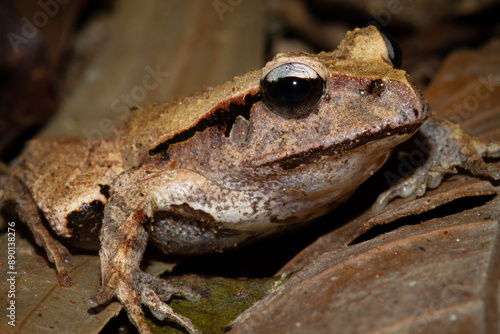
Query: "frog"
1 26 499 334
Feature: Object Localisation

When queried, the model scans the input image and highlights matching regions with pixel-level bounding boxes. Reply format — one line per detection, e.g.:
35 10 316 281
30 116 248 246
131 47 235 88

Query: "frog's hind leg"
0 172 73 286
89 194 201 334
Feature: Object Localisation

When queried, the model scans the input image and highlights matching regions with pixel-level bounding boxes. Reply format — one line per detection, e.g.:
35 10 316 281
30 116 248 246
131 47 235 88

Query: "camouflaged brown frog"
1 26 499 334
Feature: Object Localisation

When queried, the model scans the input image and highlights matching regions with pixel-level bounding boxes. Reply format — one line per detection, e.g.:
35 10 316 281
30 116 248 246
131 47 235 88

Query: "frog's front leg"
374 117 500 211
88 169 201 334
0 172 73 286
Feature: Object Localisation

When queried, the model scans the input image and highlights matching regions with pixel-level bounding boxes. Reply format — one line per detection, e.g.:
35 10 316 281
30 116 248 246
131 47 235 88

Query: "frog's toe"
373 167 449 212
463 154 500 180
141 273 200 302
373 172 426 212
138 273 201 333
487 164 500 180
374 119 500 211
476 136 500 159
140 282 201 334
89 273 157 334
90 271 201 334
464 139 500 180
88 277 117 307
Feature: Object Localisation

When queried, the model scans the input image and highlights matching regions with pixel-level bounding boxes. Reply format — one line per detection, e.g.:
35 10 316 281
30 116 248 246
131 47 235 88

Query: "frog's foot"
1 175 73 286
89 270 201 334
374 117 500 212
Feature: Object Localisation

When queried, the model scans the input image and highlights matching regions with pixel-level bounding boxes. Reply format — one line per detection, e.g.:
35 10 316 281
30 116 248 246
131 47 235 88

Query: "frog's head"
136 26 431 230
247 25 430 170
219 26 431 226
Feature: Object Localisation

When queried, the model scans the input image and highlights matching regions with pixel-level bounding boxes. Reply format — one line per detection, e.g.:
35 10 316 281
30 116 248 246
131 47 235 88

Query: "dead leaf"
0 230 177 334
228 195 500 334
0 232 112 334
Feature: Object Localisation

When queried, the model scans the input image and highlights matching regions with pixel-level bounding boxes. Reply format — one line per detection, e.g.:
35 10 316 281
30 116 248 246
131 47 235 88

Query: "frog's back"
116 69 262 169
10 137 121 242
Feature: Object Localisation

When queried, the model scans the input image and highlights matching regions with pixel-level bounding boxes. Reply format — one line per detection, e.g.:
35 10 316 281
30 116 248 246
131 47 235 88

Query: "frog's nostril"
368 79 386 96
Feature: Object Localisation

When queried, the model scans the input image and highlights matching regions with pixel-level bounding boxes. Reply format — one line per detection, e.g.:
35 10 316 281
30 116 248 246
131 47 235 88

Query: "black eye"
261 63 325 118
381 32 402 69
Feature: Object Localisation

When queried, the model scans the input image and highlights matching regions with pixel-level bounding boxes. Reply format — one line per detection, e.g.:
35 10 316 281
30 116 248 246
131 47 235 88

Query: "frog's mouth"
270 122 423 170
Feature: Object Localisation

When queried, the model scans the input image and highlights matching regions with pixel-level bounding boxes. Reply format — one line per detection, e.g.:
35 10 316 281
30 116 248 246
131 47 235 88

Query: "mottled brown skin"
1 26 499 334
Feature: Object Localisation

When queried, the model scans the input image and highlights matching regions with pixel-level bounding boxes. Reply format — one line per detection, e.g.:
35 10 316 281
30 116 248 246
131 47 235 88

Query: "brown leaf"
229 196 500 334
0 230 175 334
0 232 111 334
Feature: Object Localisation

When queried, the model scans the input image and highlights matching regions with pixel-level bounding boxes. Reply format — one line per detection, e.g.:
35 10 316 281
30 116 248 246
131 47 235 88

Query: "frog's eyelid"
265 63 319 82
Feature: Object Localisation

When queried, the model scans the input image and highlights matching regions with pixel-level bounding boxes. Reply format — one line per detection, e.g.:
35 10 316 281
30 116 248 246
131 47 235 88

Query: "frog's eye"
261 63 325 119
381 32 402 69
